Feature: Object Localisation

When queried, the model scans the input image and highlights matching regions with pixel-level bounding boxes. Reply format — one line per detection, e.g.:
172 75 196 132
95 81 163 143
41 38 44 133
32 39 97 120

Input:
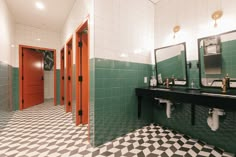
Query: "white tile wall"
154 0 236 61
13 24 61 69
61 0 94 63
0 0 15 65
94 0 155 64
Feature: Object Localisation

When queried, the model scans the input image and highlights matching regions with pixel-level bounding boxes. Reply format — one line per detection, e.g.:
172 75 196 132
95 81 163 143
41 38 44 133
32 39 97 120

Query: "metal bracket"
78 76 83 82
78 41 83 47
78 110 82 116
187 62 192 69
191 104 195 125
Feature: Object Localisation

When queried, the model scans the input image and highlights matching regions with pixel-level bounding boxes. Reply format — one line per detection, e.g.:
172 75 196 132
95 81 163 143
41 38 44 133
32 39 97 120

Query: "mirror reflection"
199 30 236 88
155 43 187 86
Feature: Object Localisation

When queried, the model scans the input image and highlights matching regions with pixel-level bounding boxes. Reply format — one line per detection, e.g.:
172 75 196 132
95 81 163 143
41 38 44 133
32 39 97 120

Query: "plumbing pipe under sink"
158 99 173 118
207 108 225 131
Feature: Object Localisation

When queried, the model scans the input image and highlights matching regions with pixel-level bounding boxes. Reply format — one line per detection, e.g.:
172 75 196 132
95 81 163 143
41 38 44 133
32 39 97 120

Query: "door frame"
65 36 73 113
19 45 57 110
75 16 90 126
60 47 65 105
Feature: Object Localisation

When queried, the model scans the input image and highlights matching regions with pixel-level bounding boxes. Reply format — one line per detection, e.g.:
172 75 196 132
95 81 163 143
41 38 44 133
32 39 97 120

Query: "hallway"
0 100 93 157
0 100 233 157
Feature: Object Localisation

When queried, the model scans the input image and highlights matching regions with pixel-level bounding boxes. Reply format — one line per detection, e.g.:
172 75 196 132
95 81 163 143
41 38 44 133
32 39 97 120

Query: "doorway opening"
66 37 73 113
75 18 89 126
19 45 56 110
60 47 65 105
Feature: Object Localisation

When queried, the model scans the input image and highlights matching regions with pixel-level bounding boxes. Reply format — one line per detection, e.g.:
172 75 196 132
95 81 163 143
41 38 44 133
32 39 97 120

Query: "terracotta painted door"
23 48 44 109
76 29 89 125
81 33 89 124
60 50 65 105
66 47 72 112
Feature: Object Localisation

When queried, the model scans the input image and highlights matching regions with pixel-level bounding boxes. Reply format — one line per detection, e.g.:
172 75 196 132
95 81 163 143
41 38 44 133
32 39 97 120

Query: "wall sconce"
211 10 223 28
173 25 180 39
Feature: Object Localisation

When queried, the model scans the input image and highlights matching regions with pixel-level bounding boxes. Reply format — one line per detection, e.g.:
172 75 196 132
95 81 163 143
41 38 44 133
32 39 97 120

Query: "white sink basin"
201 92 236 98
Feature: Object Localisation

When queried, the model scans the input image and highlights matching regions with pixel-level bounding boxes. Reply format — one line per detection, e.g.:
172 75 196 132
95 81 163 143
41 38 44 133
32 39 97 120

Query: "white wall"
0 0 15 65
61 0 94 63
94 0 154 64
13 24 61 99
13 24 61 69
155 0 236 61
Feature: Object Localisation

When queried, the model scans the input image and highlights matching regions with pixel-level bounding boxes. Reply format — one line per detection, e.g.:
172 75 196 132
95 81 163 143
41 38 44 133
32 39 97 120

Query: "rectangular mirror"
155 42 188 86
198 30 236 88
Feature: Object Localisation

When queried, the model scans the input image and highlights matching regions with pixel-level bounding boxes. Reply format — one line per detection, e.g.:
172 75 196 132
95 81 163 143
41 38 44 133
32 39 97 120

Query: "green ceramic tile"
56 70 60 105
12 67 19 111
93 58 153 146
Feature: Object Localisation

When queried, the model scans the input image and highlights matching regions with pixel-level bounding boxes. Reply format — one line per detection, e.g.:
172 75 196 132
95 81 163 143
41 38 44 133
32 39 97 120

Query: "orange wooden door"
76 28 89 125
81 33 89 124
66 46 72 112
60 49 65 105
23 48 44 109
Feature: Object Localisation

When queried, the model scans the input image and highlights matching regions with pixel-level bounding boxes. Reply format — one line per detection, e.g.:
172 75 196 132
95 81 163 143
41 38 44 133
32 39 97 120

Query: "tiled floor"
0 100 234 157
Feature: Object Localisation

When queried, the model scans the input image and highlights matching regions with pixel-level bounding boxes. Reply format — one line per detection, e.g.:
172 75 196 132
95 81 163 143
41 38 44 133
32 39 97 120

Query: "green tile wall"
12 67 19 110
93 58 153 146
201 40 236 78
0 62 10 111
11 68 61 110
157 51 186 80
153 60 236 153
56 70 60 105
0 62 13 131
89 59 95 146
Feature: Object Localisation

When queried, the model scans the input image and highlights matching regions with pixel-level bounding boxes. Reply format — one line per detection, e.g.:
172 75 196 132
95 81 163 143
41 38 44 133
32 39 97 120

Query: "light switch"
144 77 148 83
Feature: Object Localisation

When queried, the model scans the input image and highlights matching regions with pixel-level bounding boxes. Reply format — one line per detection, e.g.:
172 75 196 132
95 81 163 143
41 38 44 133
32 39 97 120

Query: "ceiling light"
36 38 41 41
120 53 128 58
35 1 45 10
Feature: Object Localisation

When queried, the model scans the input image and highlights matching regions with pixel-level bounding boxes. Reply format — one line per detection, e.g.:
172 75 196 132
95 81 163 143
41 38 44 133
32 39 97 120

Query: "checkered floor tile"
0 100 234 157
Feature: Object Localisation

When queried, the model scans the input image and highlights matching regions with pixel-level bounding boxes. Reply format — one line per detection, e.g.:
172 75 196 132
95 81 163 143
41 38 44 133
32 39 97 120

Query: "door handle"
42 76 44 80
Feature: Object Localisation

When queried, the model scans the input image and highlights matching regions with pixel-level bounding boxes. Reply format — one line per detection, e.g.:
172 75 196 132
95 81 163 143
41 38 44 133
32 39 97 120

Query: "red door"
66 45 72 112
81 32 89 124
23 48 44 109
60 49 65 105
76 24 89 125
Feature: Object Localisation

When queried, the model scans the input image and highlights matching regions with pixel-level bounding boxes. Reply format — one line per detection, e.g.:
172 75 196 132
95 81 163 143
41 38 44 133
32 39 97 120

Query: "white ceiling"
5 0 76 32
149 0 161 4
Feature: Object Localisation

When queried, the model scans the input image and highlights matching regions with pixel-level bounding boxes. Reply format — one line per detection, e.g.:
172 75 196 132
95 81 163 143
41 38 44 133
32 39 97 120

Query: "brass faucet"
222 78 227 93
222 74 230 93
225 73 230 89
171 75 175 86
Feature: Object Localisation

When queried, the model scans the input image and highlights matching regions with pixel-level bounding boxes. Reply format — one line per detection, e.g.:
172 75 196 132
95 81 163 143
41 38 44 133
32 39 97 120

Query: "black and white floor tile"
0 100 234 157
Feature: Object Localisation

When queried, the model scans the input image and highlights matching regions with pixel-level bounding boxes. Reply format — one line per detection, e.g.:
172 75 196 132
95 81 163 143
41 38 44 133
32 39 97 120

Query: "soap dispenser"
150 76 157 87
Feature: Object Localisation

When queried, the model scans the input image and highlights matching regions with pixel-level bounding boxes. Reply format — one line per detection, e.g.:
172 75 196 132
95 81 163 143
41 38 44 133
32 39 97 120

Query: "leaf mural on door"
35 49 54 71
